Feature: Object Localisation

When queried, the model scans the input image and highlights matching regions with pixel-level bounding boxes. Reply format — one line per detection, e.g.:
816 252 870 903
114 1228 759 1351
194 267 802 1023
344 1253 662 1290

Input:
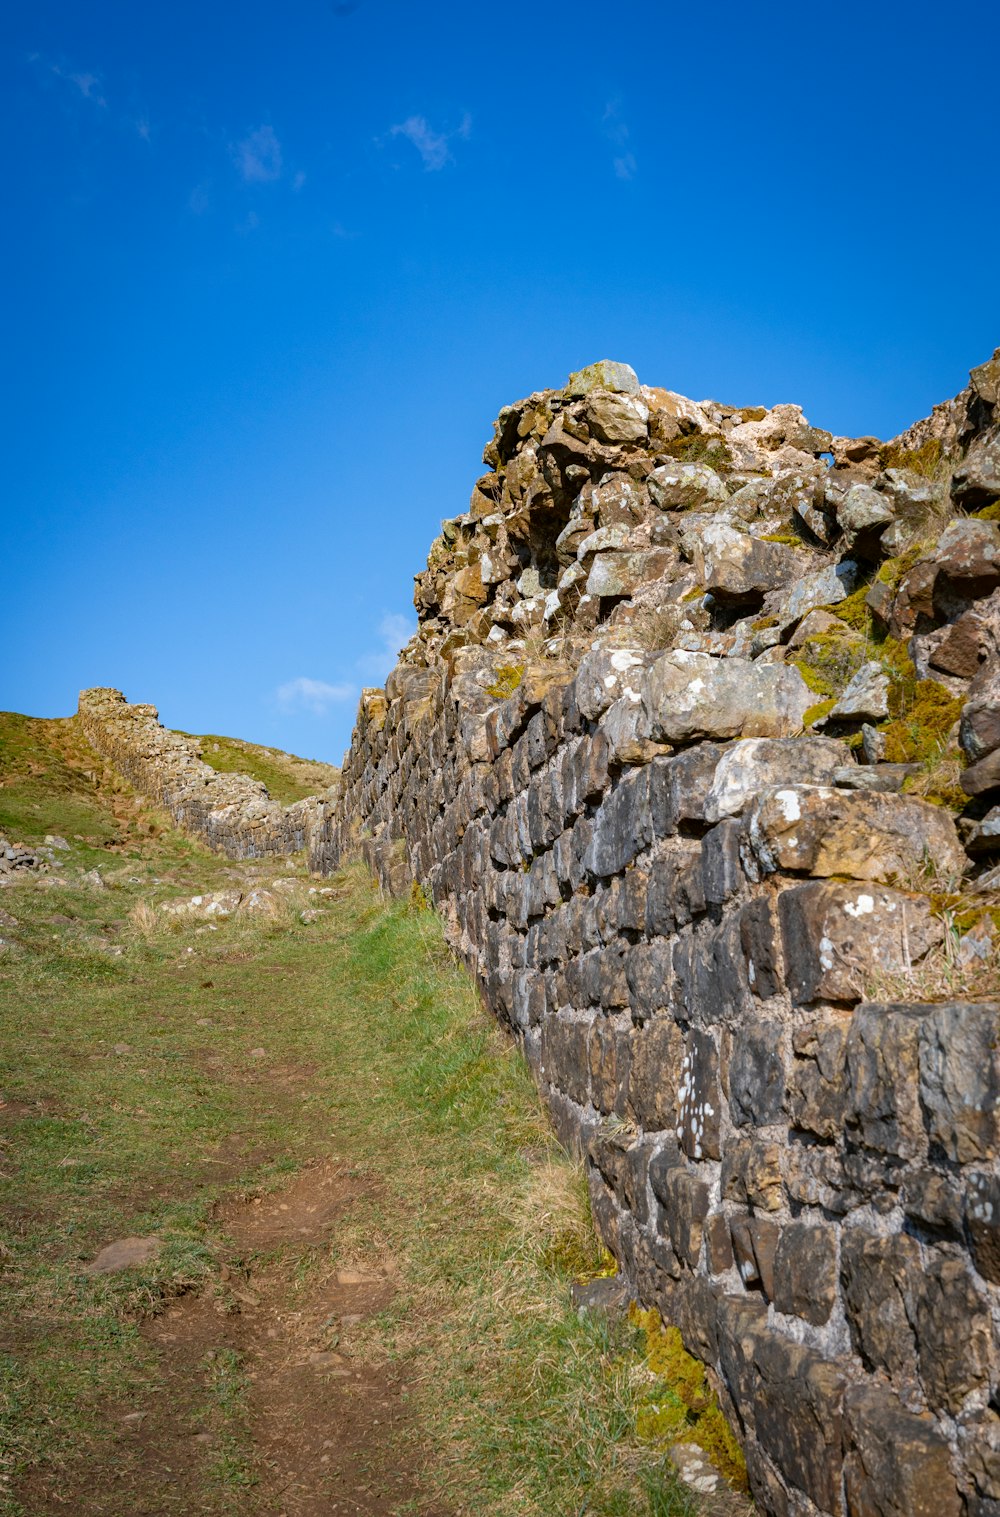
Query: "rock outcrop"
81 349 1000 1517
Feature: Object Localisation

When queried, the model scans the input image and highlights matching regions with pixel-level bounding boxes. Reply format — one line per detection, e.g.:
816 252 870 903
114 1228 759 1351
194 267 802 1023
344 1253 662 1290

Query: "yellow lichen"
629 1306 748 1492
803 698 837 727
486 664 525 700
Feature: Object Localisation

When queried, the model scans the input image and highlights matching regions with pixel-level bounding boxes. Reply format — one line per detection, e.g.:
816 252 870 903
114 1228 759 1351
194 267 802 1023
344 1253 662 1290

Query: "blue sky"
4 0 999 764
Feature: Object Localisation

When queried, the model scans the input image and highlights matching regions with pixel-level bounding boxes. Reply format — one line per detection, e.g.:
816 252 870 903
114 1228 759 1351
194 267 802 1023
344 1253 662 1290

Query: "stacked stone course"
311 355 1000 1516
78 687 338 859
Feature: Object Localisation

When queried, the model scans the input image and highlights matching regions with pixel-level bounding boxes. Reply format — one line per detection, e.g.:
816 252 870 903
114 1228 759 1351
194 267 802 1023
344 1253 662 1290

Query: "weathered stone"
789 1017 849 1138
565 360 641 398
585 390 649 445
749 1330 847 1513
845 1003 927 1159
687 520 803 605
835 481 895 546
644 652 812 743
771 558 859 631
658 1167 711 1268
727 1022 786 1126
918 1001 1000 1163
647 461 728 512
966 1171 1000 1284
772 1223 837 1325
778 883 943 1004
843 1384 961 1517
841 1228 921 1382
745 785 966 884
703 735 847 822
574 647 650 721
628 1015 684 1129
586 548 671 598
915 1255 993 1414
705 1212 734 1274
824 660 891 723
952 424 1000 508
676 1030 721 1161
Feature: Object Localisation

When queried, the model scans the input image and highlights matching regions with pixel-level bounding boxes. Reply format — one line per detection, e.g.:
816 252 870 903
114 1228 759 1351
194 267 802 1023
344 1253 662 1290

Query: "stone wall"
310 355 1000 1516
78 687 338 859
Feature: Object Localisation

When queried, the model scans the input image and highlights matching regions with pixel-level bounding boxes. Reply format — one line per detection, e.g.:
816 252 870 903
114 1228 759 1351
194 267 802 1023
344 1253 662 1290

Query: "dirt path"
21 1162 445 1516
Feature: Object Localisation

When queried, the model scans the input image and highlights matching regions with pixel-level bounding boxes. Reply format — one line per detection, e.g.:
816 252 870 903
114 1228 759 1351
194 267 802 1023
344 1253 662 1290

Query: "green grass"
175 730 339 806
0 715 717 1516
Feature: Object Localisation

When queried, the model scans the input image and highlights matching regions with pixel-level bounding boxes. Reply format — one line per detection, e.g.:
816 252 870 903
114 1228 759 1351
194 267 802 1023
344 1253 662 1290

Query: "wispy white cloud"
357 612 416 682
292 169 306 192
276 676 356 716
388 113 470 171
40 58 108 107
233 124 283 184
603 100 637 180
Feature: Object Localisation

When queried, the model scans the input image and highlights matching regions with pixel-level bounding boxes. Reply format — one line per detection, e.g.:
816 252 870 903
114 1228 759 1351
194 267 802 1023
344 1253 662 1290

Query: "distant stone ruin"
78 689 339 858
81 349 1000 1517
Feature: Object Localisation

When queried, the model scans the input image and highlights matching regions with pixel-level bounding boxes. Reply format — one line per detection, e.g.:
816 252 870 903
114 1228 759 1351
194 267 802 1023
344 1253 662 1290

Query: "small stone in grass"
85 1236 161 1275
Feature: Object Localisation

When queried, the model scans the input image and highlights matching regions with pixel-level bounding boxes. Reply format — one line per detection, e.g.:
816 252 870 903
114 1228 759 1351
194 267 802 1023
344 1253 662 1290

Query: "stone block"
749 1329 848 1513
918 1001 1000 1163
539 1014 592 1106
744 784 966 884
840 1228 920 1383
721 1136 783 1211
585 766 653 878
727 1021 786 1127
967 1171 1000 1284
700 818 744 906
588 1018 630 1115
677 1029 721 1160
915 1255 993 1414
659 1166 711 1268
843 1384 961 1517
739 896 781 1000
705 1212 734 1275
789 1016 850 1139
772 1223 837 1325
778 882 942 1005
628 1014 684 1130
624 940 674 1019
845 1002 927 1159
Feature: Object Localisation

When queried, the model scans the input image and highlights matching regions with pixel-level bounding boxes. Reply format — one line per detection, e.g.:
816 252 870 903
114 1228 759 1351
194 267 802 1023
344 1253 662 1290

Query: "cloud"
603 99 637 180
292 169 306 192
234 124 283 184
357 612 416 682
388 113 470 171
275 677 356 716
45 59 107 107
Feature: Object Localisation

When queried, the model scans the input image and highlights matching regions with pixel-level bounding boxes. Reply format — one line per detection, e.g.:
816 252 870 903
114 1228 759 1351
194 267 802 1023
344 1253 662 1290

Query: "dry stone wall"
311 354 1000 1517
78 688 338 858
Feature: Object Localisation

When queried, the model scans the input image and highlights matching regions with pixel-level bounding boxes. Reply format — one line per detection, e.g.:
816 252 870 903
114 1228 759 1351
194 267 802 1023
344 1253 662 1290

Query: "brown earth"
18 1162 449 1517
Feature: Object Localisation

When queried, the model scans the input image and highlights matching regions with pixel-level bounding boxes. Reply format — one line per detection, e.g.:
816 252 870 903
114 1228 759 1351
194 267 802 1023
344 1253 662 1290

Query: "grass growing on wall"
0 715 719 1516
176 730 339 806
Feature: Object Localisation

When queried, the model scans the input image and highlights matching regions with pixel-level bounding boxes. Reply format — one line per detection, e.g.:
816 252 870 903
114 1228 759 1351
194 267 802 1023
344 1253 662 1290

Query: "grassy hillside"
175 730 340 806
0 714 741 1516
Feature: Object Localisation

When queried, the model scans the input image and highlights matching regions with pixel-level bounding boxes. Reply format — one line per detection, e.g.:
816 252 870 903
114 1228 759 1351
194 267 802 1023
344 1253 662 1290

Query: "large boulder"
565 360 641 397
644 652 812 742
951 424 1000 508
703 736 849 821
744 785 967 883
685 521 803 605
